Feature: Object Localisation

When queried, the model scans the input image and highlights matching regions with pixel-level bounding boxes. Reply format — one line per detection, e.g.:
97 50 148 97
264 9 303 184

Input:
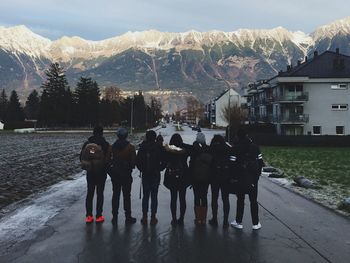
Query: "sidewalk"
1 171 349 263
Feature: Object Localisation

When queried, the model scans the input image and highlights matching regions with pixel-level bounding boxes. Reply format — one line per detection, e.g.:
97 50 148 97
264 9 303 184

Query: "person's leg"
122 177 136 223
142 180 151 215
209 183 219 225
249 186 259 225
178 188 186 225
170 189 178 225
221 186 230 227
96 176 106 217
200 184 209 224
193 186 200 225
85 176 95 217
111 179 122 222
236 193 245 224
150 181 159 225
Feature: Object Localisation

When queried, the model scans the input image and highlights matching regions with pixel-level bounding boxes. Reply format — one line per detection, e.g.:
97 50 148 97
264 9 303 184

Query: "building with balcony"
206 88 243 127
245 49 350 135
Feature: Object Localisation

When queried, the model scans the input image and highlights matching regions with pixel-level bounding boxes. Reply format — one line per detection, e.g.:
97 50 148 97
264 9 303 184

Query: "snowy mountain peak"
312 16 350 41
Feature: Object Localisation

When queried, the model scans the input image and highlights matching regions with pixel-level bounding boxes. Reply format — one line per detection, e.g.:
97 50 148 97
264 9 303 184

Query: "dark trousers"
111 177 132 218
210 183 230 221
193 183 209 207
170 188 187 220
86 175 106 217
142 179 159 215
236 185 259 225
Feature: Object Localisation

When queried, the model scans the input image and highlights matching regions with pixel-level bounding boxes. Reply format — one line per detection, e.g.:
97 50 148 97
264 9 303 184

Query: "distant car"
192 126 201 132
161 123 166 128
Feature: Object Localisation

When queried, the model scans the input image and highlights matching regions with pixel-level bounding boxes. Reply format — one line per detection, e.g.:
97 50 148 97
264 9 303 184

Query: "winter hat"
145 130 157 142
116 127 128 139
196 132 206 145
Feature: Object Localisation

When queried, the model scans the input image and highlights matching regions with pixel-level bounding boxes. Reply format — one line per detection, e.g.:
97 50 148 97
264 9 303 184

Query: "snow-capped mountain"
1 17 350 101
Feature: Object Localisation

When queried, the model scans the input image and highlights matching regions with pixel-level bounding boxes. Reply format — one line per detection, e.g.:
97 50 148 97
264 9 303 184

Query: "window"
332 104 348 110
336 126 345 135
331 84 348 90
313 126 321 135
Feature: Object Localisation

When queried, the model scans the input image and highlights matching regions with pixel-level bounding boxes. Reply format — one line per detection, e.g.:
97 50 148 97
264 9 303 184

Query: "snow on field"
0 173 86 255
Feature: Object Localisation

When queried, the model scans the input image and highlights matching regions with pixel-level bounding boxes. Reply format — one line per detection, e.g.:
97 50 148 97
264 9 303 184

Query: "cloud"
0 0 349 39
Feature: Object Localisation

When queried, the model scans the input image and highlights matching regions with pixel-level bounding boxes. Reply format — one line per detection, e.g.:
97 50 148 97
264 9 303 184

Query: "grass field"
261 146 350 198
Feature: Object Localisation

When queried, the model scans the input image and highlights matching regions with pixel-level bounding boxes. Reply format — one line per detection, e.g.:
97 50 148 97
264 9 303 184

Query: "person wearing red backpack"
80 125 111 224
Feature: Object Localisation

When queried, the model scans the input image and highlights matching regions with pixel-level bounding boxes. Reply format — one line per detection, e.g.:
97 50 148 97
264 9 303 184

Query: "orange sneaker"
96 215 105 223
86 216 94 223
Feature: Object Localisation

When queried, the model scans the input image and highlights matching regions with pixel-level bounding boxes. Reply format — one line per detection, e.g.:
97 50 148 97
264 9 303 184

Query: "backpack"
164 158 185 189
81 143 105 172
138 144 161 177
193 149 212 183
237 144 259 177
109 144 132 178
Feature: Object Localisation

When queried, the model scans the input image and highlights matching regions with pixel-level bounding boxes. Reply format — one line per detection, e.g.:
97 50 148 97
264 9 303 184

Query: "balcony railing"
271 114 309 123
273 92 309 102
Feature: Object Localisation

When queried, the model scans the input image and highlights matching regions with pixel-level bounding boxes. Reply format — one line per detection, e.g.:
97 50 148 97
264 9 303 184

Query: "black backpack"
237 144 259 177
138 144 161 177
193 148 212 183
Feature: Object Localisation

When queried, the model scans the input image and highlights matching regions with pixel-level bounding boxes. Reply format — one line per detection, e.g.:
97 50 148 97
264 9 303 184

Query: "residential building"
206 88 243 127
245 49 350 135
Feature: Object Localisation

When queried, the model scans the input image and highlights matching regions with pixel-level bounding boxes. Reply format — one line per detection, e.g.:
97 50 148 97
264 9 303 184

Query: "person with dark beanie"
136 130 165 225
230 128 264 230
163 133 190 226
109 127 137 225
189 132 212 226
80 125 111 224
208 134 232 228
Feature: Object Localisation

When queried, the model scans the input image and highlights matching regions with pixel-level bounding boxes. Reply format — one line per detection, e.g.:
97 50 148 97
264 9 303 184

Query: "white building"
206 88 243 127
246 49 350 135
0 121 3 130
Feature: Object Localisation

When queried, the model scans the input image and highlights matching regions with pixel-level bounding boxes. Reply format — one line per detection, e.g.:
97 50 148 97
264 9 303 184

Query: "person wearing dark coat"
80 125 111 224
230 128 264 230
136 130 165 225
208 134 232 228
163 133 190 226
109 127 137 225
189 132 212 225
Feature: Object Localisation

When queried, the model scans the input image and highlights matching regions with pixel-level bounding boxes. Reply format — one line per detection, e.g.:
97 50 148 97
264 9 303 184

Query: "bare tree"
186 96 205 124
222 104 247 133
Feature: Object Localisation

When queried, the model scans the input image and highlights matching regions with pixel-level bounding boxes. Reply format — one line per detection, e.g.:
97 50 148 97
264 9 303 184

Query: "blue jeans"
142 179 159 214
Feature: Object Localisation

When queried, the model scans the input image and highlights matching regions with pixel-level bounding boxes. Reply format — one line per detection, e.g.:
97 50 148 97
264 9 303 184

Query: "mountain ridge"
1 17 350 106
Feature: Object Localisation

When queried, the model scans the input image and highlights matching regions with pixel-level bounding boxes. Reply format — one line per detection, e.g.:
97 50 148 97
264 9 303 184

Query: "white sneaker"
252 222 262 230
230 220 243 229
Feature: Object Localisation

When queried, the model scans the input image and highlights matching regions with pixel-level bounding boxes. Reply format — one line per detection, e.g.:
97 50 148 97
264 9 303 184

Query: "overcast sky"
0 0 349 40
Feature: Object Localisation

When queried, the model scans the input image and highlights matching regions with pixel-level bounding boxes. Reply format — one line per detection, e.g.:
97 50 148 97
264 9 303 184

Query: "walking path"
0 124 349 263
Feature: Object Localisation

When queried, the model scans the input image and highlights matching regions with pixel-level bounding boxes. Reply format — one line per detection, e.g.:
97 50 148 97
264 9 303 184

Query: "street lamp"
130 97 134 135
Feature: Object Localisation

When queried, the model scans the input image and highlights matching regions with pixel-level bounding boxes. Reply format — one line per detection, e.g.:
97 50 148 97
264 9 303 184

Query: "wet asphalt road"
1 124 350 263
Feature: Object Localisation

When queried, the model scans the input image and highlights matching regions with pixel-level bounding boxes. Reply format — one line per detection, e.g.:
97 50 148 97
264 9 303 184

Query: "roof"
214 88 239 102
278 50 350 78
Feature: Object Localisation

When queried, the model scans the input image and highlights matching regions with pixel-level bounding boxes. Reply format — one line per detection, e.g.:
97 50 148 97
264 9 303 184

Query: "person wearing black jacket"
230 129 264 230
80 125 111 224
208 134 232 228
109 127 137 225
189 132 212 225
163 133 190 226
136 130 165 225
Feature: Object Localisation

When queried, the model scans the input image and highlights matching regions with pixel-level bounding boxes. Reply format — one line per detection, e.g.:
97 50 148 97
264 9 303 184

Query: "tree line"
0 63 162 130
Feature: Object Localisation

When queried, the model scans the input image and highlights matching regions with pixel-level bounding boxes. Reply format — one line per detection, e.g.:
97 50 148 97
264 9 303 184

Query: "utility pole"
130 97 134 135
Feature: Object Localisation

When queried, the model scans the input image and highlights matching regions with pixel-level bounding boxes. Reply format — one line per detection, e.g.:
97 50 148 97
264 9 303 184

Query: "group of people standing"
80 125 264 230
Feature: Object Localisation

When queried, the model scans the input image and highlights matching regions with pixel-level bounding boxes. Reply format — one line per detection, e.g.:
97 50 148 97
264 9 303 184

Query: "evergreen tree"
74 77 100 126
24 90 40 120
0 89 8 121
40 63 71 126
5 90 25 122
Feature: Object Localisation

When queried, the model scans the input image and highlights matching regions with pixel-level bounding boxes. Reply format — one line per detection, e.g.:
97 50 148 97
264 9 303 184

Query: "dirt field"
0 132 141 211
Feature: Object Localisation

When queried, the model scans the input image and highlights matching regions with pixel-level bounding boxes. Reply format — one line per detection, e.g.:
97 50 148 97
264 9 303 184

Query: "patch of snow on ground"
0 172 86 255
